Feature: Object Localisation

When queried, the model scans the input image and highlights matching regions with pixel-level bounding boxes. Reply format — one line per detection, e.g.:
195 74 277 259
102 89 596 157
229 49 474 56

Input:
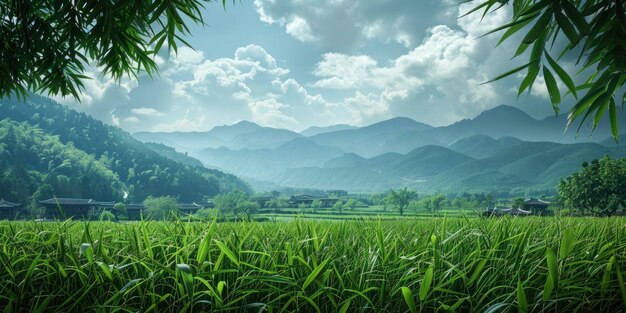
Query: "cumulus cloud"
131 107 167 116
52 0 561 133
285 16 317 42
254 0 459 49
306 2 518 125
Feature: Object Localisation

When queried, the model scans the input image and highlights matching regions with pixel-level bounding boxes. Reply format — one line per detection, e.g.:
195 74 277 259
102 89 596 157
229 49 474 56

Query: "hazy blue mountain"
271 145 473 192
428 141 626 193
309 117 433 157
134 121 301 151
226 128 302 150
300 124 358 137
599 133 626 147
128 104 626 194
144 142 204 168
196 138 345 180
269 140 626 194
323 153 367 168
133 131 224 151
209 121 264 141
449 135 523 158
425 105 623 145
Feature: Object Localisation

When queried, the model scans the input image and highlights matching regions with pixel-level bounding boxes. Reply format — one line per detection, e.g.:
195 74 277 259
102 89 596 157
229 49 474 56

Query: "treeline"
0 96 250 207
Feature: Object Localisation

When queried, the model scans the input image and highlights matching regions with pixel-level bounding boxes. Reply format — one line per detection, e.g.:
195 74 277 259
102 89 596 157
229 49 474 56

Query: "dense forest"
0 96 250 208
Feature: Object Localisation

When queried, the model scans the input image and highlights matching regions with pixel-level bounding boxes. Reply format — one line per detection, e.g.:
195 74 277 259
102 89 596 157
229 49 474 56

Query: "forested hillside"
0 120 123 208
0 96 250 206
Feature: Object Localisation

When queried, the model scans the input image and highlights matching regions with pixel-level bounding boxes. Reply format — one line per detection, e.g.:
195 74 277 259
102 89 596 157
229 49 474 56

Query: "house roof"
94 201 115 208
40 198 97 205
0 199 20 208
524 198 550 205
125 203 145 210
178 203 202 210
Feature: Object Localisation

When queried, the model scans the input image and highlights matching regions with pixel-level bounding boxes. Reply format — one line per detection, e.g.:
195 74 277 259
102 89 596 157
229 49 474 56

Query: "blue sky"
55 0 577 133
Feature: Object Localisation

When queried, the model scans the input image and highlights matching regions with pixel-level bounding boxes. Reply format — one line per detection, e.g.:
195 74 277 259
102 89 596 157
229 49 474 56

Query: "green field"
256 206 476 221
1 218 625 312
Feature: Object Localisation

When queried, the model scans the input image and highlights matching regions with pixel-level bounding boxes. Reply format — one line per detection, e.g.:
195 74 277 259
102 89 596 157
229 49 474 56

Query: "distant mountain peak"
364 116 432 131
300 124 358 137
477 105 534 120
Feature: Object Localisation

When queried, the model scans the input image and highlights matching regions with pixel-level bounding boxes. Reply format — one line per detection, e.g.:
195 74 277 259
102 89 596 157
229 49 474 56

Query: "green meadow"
1 217 625 312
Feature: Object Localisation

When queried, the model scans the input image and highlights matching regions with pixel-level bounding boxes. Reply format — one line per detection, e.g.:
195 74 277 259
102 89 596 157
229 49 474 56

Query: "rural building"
288 195 339 208
40 198 114 219
483 206 532 217
0 199 21 220
178 203 203 215
125 203 145 220
523 198 551 214
40 198 213 220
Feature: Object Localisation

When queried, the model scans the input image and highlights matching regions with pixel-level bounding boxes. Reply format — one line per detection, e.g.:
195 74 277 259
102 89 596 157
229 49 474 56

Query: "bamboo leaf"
543 66 561 112
401 287 418 313
214 240 240 266
302 258 329 290
484 62 531 84
545 52 577 98
419 266 434 301
517 280 528 313
522 10 551 44
559 228 575 259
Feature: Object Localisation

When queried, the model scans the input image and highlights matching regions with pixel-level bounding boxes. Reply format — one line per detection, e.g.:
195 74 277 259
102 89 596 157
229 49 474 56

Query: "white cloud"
131 107 166 116
50 1 560 133
124 116 140 123
306 3 518 126
285 16 317 42
254 0 459 49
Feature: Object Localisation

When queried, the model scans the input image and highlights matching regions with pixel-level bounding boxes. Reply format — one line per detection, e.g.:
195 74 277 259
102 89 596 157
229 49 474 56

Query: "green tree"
430 195 446 212
267 197 288 213
512 197 525 209
332 201 344 215
419 198 432 212
344 198 358 211
100 210 116 221
113 202 127 220
1 0 223 99
558 156 626 216
389 188 418 216
214 190 248 215
236 201 261 221
471 0 626 137
144 196 178 220
311 199 323 213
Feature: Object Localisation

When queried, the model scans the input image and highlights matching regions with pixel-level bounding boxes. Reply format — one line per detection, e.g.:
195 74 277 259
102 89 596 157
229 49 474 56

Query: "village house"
288 195 339 208
40 198 114 219
0 199 21 220
522 198 551 215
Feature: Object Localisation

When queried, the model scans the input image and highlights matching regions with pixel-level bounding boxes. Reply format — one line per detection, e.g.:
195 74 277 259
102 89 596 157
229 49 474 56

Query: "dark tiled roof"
179 203 202 210
0 199 20 208
524 199 550 205
40 198 96 205
94 201 115 208
126 203 145 210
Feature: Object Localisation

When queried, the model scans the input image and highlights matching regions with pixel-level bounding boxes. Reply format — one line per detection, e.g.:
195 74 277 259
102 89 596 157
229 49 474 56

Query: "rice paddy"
1 217 625 312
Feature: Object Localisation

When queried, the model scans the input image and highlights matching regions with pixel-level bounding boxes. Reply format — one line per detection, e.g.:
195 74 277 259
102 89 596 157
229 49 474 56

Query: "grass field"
1 217 625 312
256 206 475 221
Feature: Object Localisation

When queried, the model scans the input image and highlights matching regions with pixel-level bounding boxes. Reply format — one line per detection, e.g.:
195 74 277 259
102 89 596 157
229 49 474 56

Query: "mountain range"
0 96 250 205
133 105 626 195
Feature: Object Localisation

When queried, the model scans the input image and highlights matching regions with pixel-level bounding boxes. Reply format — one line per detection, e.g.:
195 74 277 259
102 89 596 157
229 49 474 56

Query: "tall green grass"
0 217 625 312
